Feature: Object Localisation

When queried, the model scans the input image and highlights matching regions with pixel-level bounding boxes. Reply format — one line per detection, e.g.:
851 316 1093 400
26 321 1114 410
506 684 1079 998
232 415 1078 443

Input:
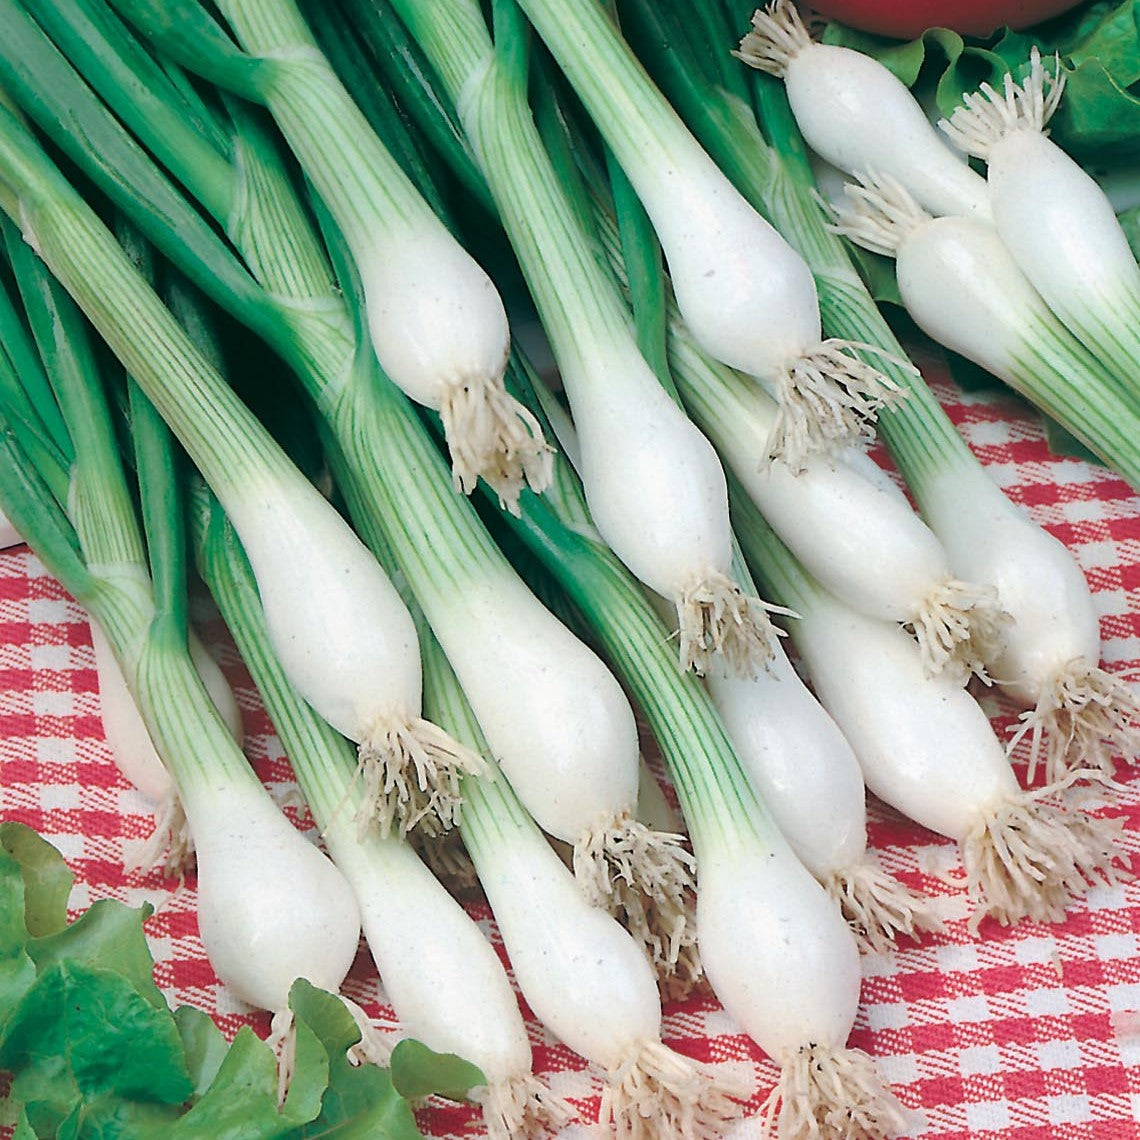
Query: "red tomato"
808 0 1087 39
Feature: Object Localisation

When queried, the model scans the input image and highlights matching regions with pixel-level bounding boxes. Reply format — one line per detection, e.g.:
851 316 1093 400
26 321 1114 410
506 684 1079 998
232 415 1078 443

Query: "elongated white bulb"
431 579 640 844
737 0 992 221
359 227 510 413
190 780 362 1013
228 474 421 744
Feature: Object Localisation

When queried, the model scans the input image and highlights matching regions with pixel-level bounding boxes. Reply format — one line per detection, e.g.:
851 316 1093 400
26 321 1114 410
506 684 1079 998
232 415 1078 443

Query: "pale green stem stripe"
228 106 340 302
384 0 493 105
0 120 311 515
513 0 708 194
218 0 429 243
134 623 265 789
331 373 510 598
462 58 642 394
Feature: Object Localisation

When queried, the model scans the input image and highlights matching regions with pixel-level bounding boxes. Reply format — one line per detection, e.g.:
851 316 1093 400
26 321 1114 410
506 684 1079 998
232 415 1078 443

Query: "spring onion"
625 0 1140 778
940 47 1140 407
364 0 775 676
409 600 739 1138
0 239 362 1026
589 197 1005 678
828 172 1140 779
735 0 993 221
0 95 494 837
733 486 1129 928
190 479 573 1139
105 0 553 504
484 356 905 1139
508 0 905 468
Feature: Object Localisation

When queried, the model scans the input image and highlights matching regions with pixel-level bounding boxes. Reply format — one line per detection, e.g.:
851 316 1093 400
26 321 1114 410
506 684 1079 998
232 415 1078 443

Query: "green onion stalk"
0 214 362 1027
619 0 1140 781
482 355 909 1139
189 473 574 1140
350 0 780 680
0 0 699 962
100 0 552 498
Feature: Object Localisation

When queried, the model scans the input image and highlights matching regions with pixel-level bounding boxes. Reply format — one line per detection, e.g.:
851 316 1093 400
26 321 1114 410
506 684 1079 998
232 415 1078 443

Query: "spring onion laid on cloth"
0 220 210 872
354 0 775 678
526 197 939 956
412 604 734 1140
624 0 1140 779
705 630 941 954
733 486 1131 929
87 618 245 874
322 259 687 980
103 0 553 505
508 0 905 469
5 0 697 956
0 246 362 1032
827 172 1140 782
481 359 907 1140
734 0 994 222
940 46 1140 406
190 481 572 1140
0 2 485 839
590 198 1005 679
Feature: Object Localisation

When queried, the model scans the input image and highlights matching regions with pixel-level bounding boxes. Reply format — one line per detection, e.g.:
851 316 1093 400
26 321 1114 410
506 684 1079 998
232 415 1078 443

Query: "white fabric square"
965 1099 1011 1131
946 994 990 1023
1036 1039 1081 1070
1046 1094 1091 1125
1024 987 1071 1016
959 1044 1001 1076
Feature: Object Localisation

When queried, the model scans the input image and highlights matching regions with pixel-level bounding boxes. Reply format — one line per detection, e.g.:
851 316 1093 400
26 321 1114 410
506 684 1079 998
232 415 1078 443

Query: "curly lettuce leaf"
388 1039 485 1105
288 978 484 1139
0 823 72 938
0 825 476 1140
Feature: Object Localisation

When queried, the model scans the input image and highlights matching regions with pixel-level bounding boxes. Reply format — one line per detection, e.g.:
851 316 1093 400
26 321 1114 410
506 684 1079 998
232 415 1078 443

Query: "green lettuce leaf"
0 826 478 1140
387 1039 485 1106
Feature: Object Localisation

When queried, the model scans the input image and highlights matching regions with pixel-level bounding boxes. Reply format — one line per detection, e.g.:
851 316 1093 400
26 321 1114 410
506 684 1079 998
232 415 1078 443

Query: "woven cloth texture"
2 356 1138 1140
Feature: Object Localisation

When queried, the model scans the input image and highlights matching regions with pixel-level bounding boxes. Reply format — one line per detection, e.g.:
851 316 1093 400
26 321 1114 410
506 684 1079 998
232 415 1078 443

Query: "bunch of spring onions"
0 218 365 1037
1 0 700 965
625 0 1139 783
0 0 1138 1138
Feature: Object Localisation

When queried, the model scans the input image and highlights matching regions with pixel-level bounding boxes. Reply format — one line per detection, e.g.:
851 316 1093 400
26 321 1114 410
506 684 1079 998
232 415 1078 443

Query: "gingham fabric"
2 351 1138 1140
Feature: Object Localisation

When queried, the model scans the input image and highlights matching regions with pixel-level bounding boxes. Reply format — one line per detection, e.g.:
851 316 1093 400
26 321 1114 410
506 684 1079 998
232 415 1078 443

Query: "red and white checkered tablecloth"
2 351 1139 1140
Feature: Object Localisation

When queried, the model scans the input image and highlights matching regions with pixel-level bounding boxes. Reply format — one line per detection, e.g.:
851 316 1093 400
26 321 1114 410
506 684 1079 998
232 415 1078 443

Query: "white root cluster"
824 859 942 956
906 577 1008 682
759 1043 910 1140
472 1072 577 1140
600 1039 750 1140
828 171 931 257
412 826 481 896
769 340 907 472
130 789 195 880
352 715 487 837
338 995 396 1068
574 812 700 988
939 47 1065 160
440 373 555 514
734 0 813 79
1007 660 1140 786
675 571 786 677
960 782 1130 930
